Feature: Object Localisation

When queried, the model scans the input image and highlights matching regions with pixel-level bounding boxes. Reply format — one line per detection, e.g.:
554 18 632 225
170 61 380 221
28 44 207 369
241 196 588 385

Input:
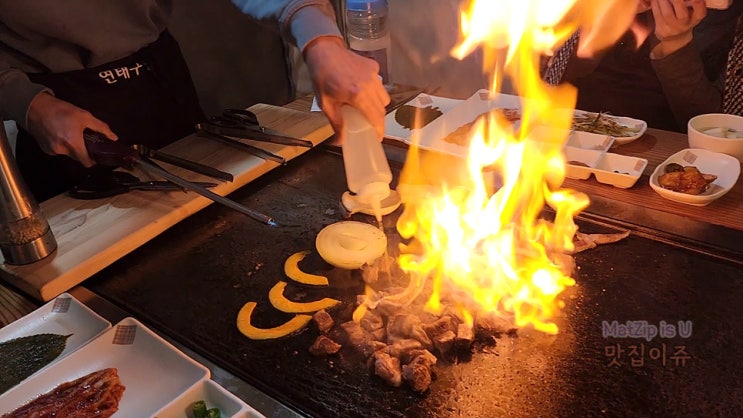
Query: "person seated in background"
0 0 390 202
542 0 742 132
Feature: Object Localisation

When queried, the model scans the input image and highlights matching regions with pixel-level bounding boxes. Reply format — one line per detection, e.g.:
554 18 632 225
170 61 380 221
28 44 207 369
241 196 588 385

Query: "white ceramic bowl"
593 153 647 189
649 148 741 206
687 113 743 162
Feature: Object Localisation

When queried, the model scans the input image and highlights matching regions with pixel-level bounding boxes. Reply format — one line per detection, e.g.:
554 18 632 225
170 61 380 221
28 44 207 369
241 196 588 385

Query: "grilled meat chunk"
372 352 402 387
309 335 342 356
387 314 432 348
402 350 437 392
312 309 334 334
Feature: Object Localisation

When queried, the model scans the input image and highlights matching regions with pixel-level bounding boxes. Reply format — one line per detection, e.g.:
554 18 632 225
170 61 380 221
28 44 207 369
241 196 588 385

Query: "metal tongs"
196 108 313 165
82 129 280 227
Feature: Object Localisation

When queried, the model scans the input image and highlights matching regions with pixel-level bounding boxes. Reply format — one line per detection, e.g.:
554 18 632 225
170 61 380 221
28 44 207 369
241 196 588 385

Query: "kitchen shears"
196 108 314 148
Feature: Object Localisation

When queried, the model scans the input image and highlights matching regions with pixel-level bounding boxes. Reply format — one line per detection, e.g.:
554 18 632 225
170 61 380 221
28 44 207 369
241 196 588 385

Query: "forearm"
0 66 50 129
230 0 342 51
651 42 723 128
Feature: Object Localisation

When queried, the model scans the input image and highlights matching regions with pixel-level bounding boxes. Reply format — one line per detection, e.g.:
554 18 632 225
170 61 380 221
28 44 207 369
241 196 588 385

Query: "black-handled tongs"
194 128 287 165
136 144 233 182
82 130 281 227
199 108 314 148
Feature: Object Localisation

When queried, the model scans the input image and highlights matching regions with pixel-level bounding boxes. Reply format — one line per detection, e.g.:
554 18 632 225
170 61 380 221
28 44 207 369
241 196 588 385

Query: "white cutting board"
0 104 333 301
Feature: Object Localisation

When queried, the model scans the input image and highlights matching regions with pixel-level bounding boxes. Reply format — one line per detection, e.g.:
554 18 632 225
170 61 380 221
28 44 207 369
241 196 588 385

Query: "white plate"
384 93 463 142
0 317 209 417
0 293 111 391
411 90 528 158
649 148 741 206
572 110 647 146
412 90 591 158
153 379 264 418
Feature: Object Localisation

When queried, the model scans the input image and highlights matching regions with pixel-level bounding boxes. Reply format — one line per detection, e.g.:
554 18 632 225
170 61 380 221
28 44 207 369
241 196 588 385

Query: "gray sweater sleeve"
230 0 342 51
0 64 50 129
651 42 724 129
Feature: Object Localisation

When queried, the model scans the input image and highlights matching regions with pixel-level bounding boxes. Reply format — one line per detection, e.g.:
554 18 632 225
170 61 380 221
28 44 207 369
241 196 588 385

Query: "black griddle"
86 148 743 417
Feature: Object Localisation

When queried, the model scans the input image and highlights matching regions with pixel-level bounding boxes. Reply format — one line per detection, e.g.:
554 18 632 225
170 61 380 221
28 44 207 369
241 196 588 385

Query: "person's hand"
26 92 118 167
637 0 652 14
303 36 390 142
650 0 706 58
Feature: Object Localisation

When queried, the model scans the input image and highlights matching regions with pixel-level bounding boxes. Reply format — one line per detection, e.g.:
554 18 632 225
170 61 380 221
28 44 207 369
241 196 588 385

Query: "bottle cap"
346 0 388 12
356 181 391 204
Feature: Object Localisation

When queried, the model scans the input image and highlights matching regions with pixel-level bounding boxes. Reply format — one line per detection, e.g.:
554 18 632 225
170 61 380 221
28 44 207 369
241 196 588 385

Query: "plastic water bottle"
341 106 392 223
346 0 390 83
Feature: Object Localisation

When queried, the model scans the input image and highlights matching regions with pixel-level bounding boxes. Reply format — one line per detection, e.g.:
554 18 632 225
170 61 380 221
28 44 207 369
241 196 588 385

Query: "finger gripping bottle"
341 106 392 223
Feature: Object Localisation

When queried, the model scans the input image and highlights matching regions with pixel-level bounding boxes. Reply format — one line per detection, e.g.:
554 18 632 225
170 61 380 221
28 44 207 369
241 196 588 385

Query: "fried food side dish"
443 108 521 146
658 164 717 195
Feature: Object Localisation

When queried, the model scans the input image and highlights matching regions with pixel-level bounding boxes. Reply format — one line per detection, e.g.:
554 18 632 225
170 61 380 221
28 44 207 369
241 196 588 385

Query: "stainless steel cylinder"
0 120 57 265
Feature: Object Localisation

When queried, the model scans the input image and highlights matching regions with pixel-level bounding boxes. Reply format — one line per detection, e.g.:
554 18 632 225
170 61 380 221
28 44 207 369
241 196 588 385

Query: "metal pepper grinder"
0 120 57 264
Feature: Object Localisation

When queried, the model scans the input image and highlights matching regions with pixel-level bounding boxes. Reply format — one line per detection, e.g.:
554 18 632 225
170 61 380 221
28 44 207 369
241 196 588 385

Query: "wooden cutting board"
0 104 333 301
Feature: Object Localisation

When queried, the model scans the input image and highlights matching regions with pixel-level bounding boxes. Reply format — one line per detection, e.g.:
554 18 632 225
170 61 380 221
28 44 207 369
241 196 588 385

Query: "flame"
389 0 635 334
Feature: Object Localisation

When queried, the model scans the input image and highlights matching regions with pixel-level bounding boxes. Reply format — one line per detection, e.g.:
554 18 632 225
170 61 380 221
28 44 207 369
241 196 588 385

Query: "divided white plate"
153 379 263 418
572 110 647 146
0 293 111 389
384 93 463 142
567 131 615 152
649 148 741 206
410 89 529 158
0 317 209 417
564 147 647 188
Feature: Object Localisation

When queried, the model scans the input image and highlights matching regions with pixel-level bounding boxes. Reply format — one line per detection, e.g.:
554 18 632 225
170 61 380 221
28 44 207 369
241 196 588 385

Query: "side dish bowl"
649 148 740 206
688 113 743 162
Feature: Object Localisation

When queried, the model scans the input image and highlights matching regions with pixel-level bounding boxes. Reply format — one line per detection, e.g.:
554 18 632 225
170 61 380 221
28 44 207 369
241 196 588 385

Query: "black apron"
16 30 206 202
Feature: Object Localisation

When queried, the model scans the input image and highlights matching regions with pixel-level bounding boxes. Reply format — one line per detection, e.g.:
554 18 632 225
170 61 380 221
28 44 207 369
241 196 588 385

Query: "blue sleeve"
230 0 343 51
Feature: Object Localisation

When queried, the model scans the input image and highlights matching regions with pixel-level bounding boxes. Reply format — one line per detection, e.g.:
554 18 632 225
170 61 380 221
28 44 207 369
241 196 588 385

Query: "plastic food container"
567 131 615 152
565 146 603 180
564 146 646 188
593 153 647 189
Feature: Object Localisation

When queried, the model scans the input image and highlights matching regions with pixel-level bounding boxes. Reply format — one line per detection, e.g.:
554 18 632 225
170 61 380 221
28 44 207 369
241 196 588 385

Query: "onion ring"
315 221 387 270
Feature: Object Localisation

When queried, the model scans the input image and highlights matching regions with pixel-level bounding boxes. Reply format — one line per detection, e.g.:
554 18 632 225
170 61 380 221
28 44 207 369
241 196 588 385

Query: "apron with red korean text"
15 30 205 202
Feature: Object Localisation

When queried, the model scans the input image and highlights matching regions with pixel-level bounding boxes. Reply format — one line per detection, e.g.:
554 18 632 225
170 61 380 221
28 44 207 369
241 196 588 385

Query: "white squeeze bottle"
341 106 392 224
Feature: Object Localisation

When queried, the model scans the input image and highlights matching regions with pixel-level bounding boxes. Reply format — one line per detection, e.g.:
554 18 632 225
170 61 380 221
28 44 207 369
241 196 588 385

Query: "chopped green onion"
193 400 207 418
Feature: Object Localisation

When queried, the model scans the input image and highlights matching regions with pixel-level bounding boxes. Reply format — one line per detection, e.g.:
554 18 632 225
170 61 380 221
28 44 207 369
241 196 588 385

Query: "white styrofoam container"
594 153 648 188
0 317 209 417
0 293 111 393
565 146 603 180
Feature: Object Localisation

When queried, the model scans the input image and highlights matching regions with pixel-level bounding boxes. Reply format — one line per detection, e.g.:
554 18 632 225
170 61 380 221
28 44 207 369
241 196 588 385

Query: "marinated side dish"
658 163 718 195
572 112 641 137
0 333 70 395
443 108 521 146
1 368 125 418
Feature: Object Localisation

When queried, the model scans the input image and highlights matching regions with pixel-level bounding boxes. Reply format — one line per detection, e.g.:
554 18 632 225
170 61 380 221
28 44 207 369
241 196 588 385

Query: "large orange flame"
392 0 636 334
